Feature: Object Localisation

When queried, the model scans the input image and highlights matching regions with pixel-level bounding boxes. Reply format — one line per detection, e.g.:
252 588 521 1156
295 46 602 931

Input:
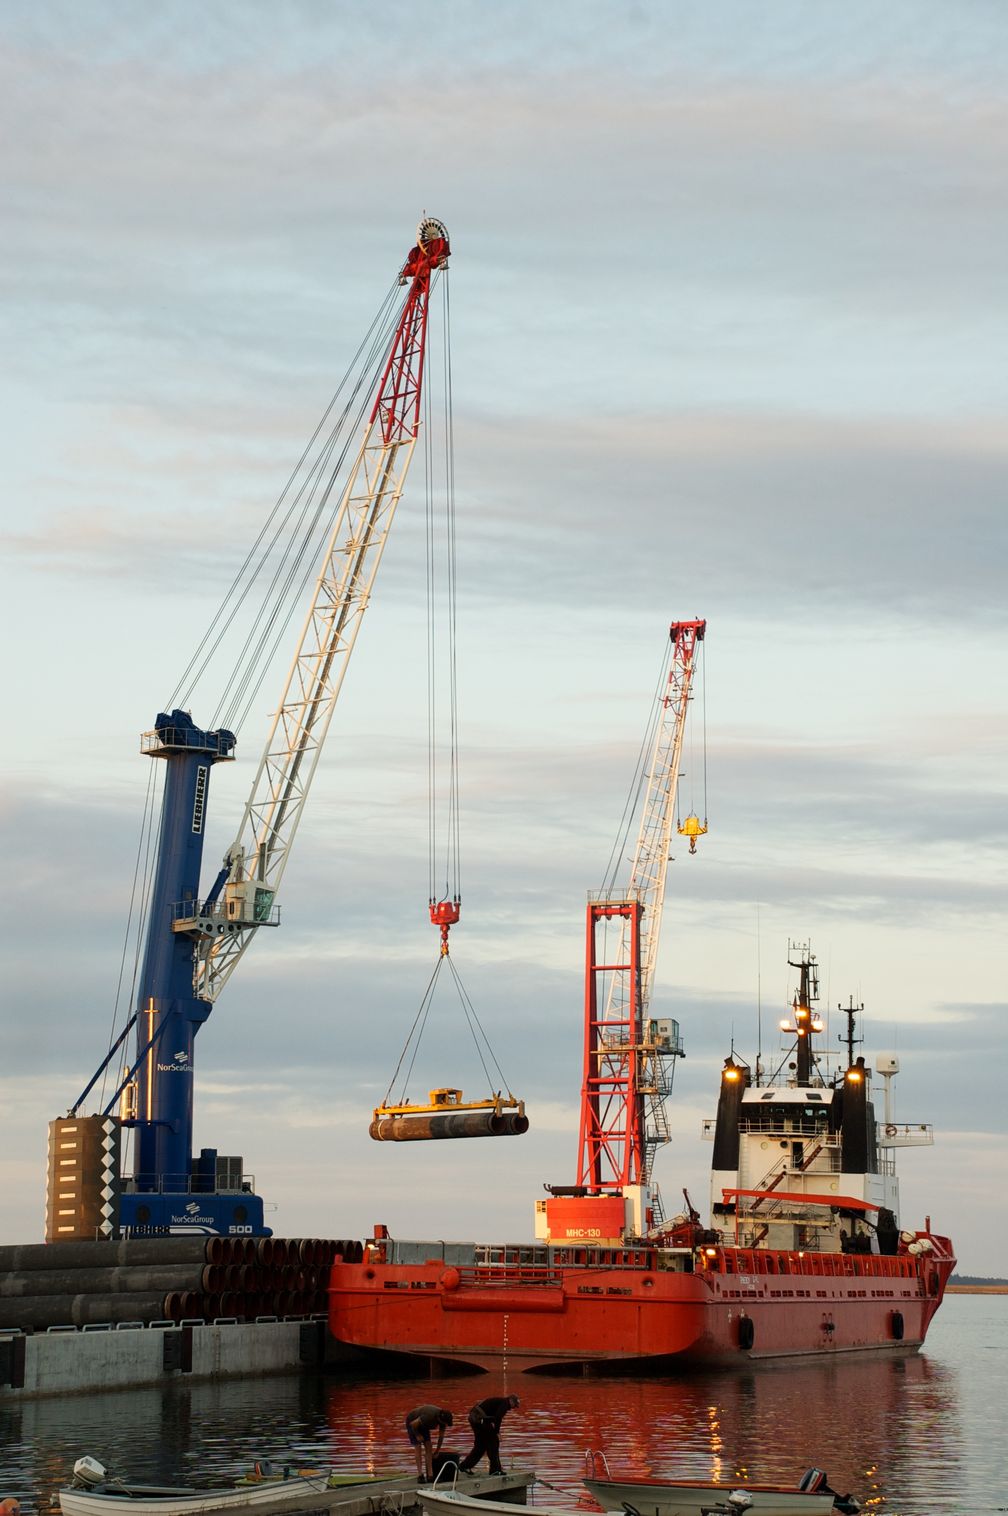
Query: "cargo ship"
327 947 955 1371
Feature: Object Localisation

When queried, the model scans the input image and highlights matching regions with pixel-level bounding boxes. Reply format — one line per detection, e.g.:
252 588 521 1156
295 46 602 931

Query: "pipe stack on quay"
0 1236 361 1331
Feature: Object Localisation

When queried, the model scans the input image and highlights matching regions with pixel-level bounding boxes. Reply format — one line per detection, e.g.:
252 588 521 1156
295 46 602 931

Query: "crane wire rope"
678 635 708 827
443 275 461 901
215 288 406 736
425 275 461 904
381 953 518 1107
598 637 671 897
444 953 516 1097
381 957 444 1107
99 758 161 1109
164 277 403 725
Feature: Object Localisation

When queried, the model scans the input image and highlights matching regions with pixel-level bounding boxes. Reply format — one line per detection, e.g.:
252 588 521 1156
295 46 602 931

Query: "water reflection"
2 1297 1004 1516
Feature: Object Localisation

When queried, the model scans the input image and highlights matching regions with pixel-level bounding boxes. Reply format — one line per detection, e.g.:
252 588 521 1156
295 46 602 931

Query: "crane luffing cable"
166 276 405 730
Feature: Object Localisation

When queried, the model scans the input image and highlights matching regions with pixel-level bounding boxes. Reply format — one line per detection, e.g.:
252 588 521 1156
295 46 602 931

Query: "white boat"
583 1470 858 1516
419 1493 579 1516
57 1457 392 1516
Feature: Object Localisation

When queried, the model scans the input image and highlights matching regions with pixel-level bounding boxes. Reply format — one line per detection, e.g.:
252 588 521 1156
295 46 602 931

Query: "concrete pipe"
369 1109 530 1141
0 1238 212 1272
0 1264 204 1299
0 1292 169 1330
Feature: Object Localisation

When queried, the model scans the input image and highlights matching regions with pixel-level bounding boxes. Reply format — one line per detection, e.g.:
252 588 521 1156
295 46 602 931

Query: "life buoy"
891 1310 904 1340
738 1316 755 1351
885 1123 897 1138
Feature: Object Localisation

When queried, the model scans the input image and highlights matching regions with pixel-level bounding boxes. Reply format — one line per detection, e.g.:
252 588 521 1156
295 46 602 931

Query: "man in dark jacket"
458 1394 519 1475
405 1405 453 1480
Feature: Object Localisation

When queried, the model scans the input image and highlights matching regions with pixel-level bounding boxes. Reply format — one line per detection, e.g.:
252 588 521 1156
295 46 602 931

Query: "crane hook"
429 897 461 956
677 813 708 855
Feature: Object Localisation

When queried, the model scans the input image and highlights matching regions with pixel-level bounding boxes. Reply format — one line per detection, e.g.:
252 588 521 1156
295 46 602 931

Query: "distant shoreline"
947 1284 1008 1294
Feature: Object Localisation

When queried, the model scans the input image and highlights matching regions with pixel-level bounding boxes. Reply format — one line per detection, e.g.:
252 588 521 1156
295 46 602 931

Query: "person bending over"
459 1394 519 1476
405 1405 453 1481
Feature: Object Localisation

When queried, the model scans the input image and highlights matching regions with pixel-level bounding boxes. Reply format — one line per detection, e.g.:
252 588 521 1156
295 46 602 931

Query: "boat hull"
57 1474 374 1516
584 1478 845 1516
327 1242 954 1373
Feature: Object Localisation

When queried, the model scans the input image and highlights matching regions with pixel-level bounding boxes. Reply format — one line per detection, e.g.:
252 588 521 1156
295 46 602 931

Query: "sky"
1 3 1006 1275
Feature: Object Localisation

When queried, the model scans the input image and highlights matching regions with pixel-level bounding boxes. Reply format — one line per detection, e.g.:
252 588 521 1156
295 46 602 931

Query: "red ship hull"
327 1238 955 1373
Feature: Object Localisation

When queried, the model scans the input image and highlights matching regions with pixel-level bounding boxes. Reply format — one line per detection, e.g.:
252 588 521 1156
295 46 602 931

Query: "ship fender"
890 1310 905 1340
737 1315 754 1351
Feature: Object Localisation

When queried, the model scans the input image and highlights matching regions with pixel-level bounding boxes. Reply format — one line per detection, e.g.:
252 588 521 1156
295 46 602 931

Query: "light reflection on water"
0 1297 1004 1516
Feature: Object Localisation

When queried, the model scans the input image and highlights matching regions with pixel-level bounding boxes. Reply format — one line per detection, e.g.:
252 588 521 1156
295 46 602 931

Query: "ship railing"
739 1116 839 1139
121 1172 255 1196
465 1245 657 1281
704 1245 921 1279
878 1122 933 1147
459 1263 565 1287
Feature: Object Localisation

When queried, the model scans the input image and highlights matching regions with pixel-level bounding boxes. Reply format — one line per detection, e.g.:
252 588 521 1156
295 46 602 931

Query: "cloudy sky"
2 3 1005 1275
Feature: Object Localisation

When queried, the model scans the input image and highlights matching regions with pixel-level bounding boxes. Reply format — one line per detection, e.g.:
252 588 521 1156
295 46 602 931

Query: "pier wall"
0 1317 343 1400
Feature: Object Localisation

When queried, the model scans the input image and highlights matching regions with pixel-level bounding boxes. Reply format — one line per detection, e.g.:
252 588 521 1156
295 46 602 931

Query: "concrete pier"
0 1316 345 1399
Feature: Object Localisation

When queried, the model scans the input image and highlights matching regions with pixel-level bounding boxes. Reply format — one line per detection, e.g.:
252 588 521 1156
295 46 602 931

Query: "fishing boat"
583 1466 859 1516
56 1458 536 1516
328 948 954 1372
56 1458 390 1516
419 1484 854 1516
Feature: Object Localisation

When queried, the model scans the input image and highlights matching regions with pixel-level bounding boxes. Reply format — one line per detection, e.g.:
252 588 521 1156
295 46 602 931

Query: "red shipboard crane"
539 620 706 1244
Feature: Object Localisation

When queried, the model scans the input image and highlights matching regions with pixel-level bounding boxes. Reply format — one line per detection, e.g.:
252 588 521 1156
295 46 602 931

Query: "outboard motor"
71 1460 107 1490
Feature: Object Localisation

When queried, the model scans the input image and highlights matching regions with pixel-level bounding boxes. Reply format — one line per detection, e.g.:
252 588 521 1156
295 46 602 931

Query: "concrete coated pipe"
0 1238 211 1272
369 1110 530 1141
0 1265 204 1298
0 1292 169 1330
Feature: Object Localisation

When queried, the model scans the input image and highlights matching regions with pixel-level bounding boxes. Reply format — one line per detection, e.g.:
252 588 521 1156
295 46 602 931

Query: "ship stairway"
748 1164 789 1208
797 1141 824 1172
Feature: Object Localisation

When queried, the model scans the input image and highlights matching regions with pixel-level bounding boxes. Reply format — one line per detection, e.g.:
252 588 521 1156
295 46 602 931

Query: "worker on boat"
458 1394 519 1476
405 1405 454 1481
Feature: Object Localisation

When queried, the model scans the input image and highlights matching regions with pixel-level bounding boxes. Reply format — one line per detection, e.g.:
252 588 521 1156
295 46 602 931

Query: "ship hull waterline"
327 1248 951 1374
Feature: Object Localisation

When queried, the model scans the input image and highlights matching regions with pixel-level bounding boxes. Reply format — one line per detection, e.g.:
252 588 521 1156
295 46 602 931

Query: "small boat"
419 1494 571 1516
583 1469 859 1516
57 1457 390 1516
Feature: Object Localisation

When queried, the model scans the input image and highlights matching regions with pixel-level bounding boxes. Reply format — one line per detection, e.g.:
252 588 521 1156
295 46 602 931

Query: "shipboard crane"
52 220 452 1241
538 619 706 1247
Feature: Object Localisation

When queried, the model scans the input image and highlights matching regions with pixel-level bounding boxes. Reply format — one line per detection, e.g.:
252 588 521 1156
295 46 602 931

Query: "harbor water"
1 1294 1003 1516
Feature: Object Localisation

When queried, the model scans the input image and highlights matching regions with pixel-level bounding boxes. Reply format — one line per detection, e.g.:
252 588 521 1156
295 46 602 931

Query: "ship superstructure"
707 945 933 1261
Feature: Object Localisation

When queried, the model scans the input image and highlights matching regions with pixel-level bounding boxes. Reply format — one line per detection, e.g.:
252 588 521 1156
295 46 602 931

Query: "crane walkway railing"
170 898 281 930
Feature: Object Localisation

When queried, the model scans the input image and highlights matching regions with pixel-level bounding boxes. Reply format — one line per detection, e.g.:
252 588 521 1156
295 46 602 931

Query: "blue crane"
63 219 451 1238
